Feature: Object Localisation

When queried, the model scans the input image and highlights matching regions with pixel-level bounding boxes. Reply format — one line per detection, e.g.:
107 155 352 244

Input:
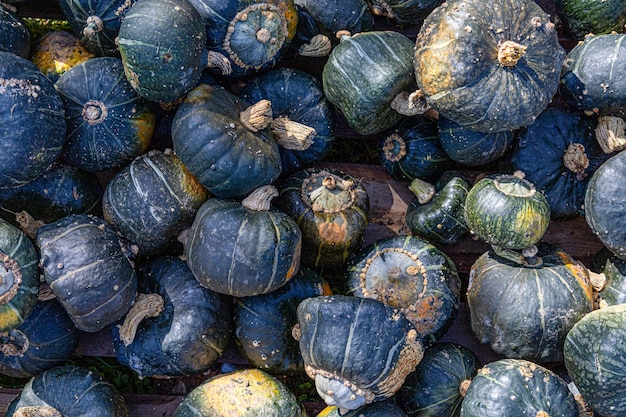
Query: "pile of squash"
1 0 626 415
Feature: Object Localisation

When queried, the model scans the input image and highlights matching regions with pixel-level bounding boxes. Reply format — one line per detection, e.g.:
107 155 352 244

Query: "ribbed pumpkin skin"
415 0 565 132
296 295 424 410
294 0 374 38
172 84 282 199
238 68 335 174
5 365 130 417
397 342 480 417
174 368 306 417
460 359 578 417
185 197 301 297
0 162 103 226
322 31 416 136
0 218 40 332
112 256 232 378
31 31 95 83
36 214 138 332
274 167 369 269
511 108 610 219
0 51 66 189
467 243 594 363
585 149 626 259
555 0 626 40
347 235 461 346
0 7 30 58
234 267 329 375
54 57 156 172
0 299 78 378
117 0 207 103
560 33 626 116
102 150 208 256
317 399 408 417
564 304 626 417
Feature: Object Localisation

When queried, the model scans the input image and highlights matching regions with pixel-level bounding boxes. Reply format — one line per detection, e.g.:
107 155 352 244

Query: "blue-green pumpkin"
54 56 156 172
555 0 626 41
0 6 30 58
590 247 626 308
366 0 445 26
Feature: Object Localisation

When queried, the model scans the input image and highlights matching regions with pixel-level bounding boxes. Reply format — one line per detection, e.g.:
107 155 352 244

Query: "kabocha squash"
36 214 138 332
460 359 578 417
274 167 369 270
294 295 424 410
172 83 282 199
414 0 565 133
380 116 449 182
511 107 611 219
31 31 95 83
234 266 330 375
54 56 156 172
112 256 232 378
396 342 481 417
185 185 301 297
347 235 461 346
590 248 626 308
238 67 336 174
437 116 514 167
366 0 444 26
317 399 408 417
186 0 298 78
322 30 421 136
0 5 30 58
0 218 39 332
102 149 208 257
174 368 306 417
404 171 469 246
564 304 626 417
5 365 130 417
555 0 626 41
467 242 594 363
0 299 78 378
0 52 66 189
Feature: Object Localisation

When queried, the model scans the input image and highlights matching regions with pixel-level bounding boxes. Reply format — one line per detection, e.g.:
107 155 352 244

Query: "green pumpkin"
415 0 565 132
564 304 626 417
555 0 626 40
174 368 306 417
590 247 626 308
31 31 95 83
460 359 578 417
294 0 374 45
0 6 30 58
366 0 444 26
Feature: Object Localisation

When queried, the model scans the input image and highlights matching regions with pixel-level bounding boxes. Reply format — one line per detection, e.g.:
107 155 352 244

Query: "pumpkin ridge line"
228 216 248 295
67 273 136 319
340 297 364 376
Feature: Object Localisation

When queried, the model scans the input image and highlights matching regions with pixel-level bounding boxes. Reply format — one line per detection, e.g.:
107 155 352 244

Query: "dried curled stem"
14 406 63 417
206 51 232 75
117 293 164 346
240 99 273 132
299 34 332 57
595 115 626 153
15 210 45 240
408 178 436 204
271 117 316 150
242 185 279 211
391 90 430 116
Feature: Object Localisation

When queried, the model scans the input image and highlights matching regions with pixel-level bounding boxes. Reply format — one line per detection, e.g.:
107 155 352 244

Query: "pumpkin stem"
299 34 332 57
240 99 273 132
391 90 430 116
306 171 357 213
82 100 108 125
242 185 279 211
0 250 23 305
408 178 436 204
588 271 606 293
0 328 29 356
117 293 165 346
368 0 395 19
595 115 626 153
15 210 45 240
536 411 550 417
14 406 63 417
567 382 595 417
382 133 407 162
82 15 104 38
497 40 526 67
38 282 56 301
563 143 589 179
459 378 472 397
206 51 233 76
492 245 527 265
291 322 301 341
271 117 316 150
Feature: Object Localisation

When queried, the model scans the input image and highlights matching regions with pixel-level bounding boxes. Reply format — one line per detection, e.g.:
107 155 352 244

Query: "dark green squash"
31 31 95 83
0 5 30 58
238 67 336 174
415 0 565 132
111 255 232 378
467 242 594 363
274 167 369 270
555 0 626 40
234 266 330 375
54 56 156 172
347 235 461 346
5 365 130 417
460 359 578 417
396 342 481 417
36 214 138 332
366 0 444 26
564 304 626 417
317 399 408 417
323 30 420 136
0 51 67 189
184 185 301 297
174 368 306 417
590 247 626 308
0 299 78 378
294 295 424 410
0 218 39 332
172 83 282 199
102 149 208 257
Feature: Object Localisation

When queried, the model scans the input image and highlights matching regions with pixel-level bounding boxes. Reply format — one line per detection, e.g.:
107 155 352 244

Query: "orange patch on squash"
317 221 347 244
403 293 444 335
557 251 594 303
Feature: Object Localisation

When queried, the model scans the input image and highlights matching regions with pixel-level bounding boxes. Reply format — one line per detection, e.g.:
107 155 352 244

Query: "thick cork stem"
14 406 63 417
595 115 626 153
206 51 233 75
240 99 273 132
391 90 430 116
588 271 606 293
242 185 279 211
15 211 45 240
408 178 436 204
368 0 395 18
498 40 526 67
0 329 28 356
492 245 542 266
83 15 104 38
459 379 472 397
563 143 589 177
38 282 56 301
271 117 316 150
536 412 550 417
82 100 108 125
299 34 332 57
117 293 164 346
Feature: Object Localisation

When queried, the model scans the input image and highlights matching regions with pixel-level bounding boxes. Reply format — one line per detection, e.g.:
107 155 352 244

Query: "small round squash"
0 6 30 58
367 0 444 27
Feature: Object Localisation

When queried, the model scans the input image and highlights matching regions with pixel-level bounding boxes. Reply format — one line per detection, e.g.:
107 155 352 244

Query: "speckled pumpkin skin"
31 31 94 83
0 7 30 58
555 0 626 40
294 0 374 38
